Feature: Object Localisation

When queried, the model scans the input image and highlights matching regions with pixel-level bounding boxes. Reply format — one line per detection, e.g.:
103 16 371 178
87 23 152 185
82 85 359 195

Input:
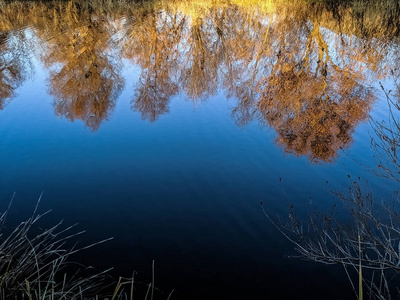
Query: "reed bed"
0 195 170 300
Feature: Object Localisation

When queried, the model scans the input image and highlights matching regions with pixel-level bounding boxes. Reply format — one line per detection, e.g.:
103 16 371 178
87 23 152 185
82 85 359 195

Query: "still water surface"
0 0 399 298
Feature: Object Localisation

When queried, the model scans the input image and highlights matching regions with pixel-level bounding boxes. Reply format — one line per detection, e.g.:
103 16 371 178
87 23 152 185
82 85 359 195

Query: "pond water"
1 0 400 298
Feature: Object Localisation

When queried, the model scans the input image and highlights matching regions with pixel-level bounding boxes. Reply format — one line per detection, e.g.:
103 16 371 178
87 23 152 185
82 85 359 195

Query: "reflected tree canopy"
0 1 124 130
0 29 34 110
0 0 399 159
38 2 124 131
122 5 182 121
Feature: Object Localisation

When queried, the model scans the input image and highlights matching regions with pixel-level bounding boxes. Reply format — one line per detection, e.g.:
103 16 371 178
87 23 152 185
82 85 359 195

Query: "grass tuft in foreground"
0 195 172 300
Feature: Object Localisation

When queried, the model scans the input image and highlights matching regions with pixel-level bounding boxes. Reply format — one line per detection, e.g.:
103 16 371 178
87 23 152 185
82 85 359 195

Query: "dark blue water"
0 1 399 298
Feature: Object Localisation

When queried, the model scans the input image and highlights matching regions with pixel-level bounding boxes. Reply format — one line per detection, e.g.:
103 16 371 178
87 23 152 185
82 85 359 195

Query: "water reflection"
38 3 124 131
122 7 182 121
255 13 375 161
0 29 34 109
0 0 399 160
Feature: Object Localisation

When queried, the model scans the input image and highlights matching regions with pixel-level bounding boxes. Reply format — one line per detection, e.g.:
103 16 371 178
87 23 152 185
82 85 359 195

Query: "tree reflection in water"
40 2 124 131
0 0 399 160
122 6 182 121
0 29 34 110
